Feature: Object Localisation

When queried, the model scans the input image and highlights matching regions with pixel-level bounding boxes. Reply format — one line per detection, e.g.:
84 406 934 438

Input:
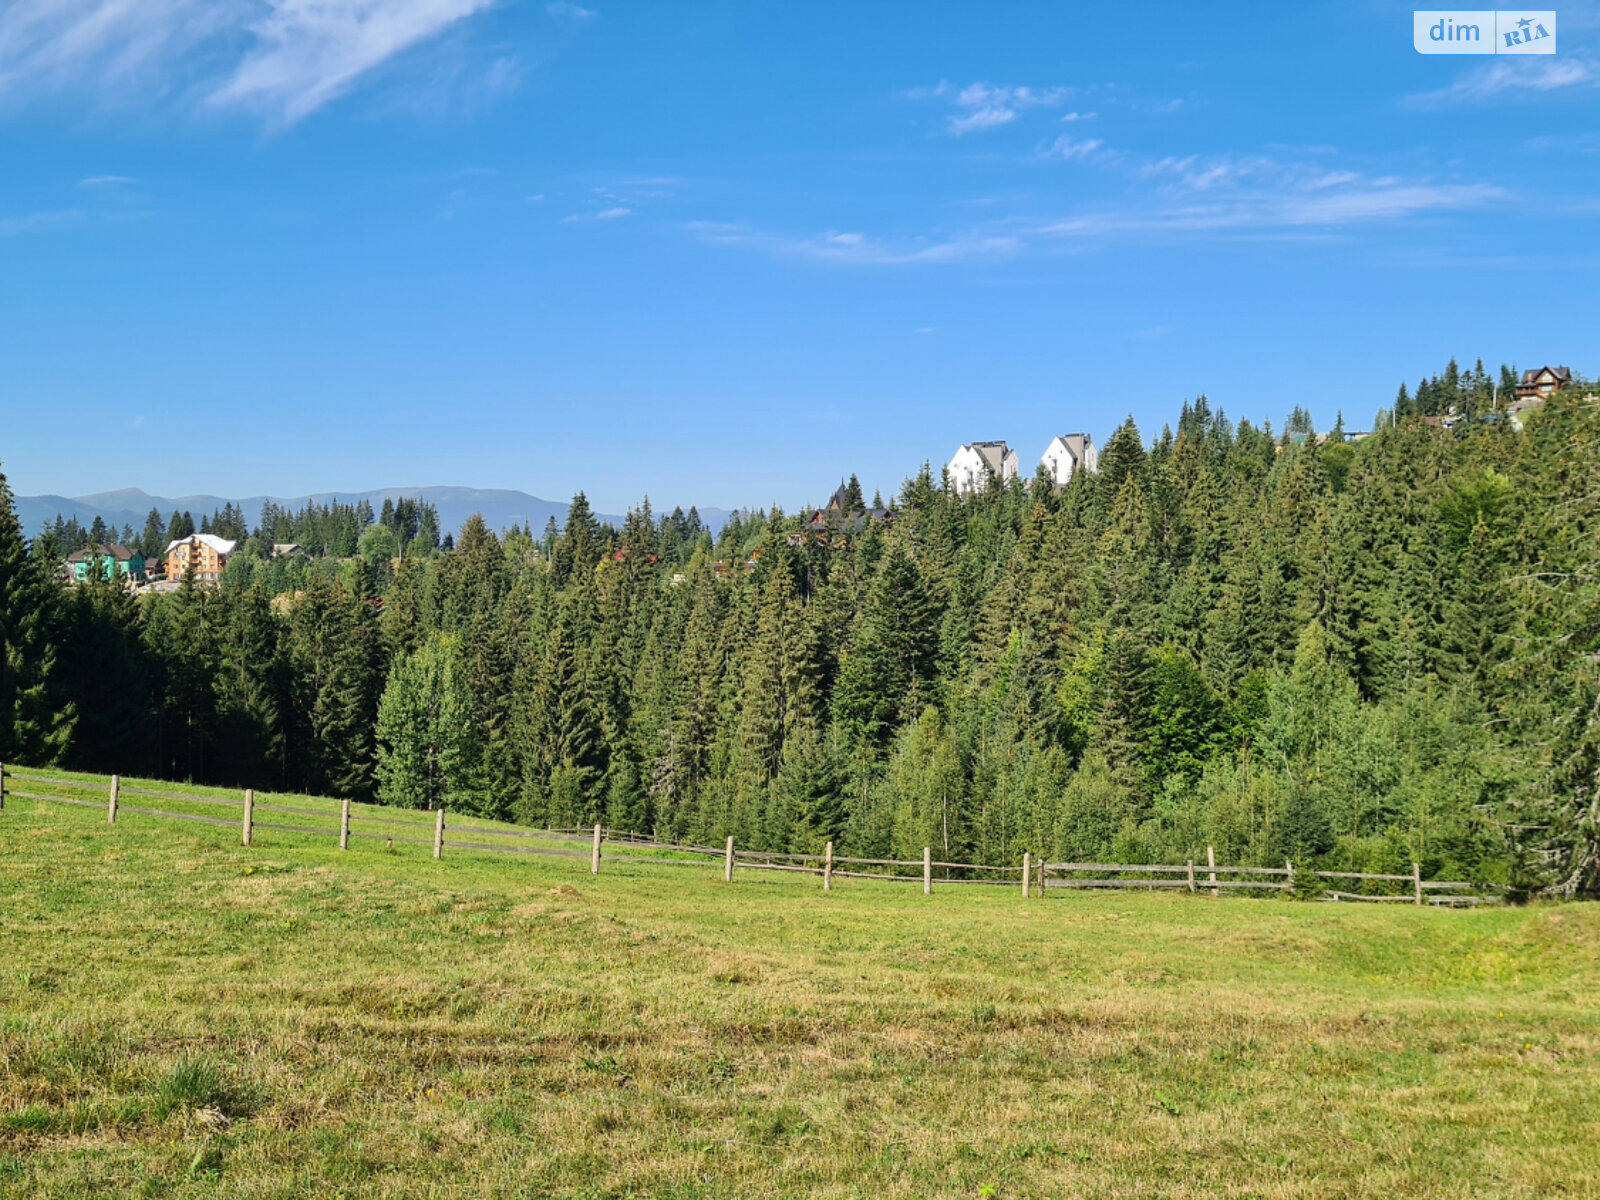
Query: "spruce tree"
834 547 940 748
0 466 74 764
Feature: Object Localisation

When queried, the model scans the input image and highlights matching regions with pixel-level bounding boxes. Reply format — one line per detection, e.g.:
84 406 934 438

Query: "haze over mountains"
16 486 731 541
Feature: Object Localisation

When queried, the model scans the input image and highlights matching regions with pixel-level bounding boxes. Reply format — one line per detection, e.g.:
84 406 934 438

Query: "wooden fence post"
432 809 445 860
0 761 6 810
1285 858 1294 893
1038 856 1045 897
240 787 251 845
724 836 735 883
1186 859 1196 893
1413 862 1423 907
824 841 833 891
591 824 602 875
923 846 932 895
339 799 350 851
1021 852 1031 900
108 774 120 824
1206 845 1218 897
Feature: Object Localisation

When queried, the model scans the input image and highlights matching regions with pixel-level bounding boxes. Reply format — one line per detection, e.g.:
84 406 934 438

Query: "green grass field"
2 777 1598 1199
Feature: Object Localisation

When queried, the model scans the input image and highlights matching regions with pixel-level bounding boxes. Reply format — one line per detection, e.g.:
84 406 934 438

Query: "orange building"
163 534 238 583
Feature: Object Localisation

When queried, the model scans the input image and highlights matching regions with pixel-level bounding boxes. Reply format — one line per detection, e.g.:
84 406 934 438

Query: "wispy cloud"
1038 176 1501 238
546 2 597 22
78 175 139 187
1526 130 1600 154
210 0 496 124
907 80 1073 135
690 221 1022 265
0 209 81 237
558 177 685 223
1408 55 1597 105
0 0 502 124
1040 135 1103 161
691 148 1502 268
563 205 632 223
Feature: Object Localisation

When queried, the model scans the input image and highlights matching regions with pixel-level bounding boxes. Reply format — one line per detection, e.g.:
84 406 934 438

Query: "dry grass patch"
2 794 1598 1198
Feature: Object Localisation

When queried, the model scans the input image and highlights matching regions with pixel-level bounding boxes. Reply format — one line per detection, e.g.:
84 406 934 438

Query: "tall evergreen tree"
0 465 74 764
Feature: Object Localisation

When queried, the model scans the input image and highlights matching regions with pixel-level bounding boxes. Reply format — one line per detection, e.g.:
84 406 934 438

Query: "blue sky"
1 0 1596 514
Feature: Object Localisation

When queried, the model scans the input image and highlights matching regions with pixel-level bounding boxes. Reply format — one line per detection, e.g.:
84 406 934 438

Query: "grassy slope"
1 788 1597 1200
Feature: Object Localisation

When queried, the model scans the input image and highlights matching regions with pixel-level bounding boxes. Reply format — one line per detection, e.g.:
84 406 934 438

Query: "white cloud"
1038 177 1501 238
0 0 242 98
912 80 1072 136
79 174 138 186
546 2 596 21
949 104 1015 135
0 0 501 124
689 221 1022 265
1409 55 1596 104
0 209 81 236
563 204 632 223
211 0 496 124
1041 135 1103 161
687 146 1499 267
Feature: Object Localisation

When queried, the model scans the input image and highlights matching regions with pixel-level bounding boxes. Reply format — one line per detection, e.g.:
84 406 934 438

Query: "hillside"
1 786 1597 1197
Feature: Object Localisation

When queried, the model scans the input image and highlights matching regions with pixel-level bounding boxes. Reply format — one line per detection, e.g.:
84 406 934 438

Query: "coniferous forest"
3 364 1597 895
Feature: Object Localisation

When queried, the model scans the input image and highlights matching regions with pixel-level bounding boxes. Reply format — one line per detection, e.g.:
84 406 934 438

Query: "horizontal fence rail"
0 764 1505 907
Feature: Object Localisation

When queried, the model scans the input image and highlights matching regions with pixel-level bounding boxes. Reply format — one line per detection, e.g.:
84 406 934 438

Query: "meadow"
1 782 1597 1199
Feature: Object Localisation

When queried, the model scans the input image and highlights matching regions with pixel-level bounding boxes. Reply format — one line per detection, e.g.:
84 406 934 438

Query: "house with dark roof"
1508 365 1574 431
788 481 894 546
1515 365 1571 401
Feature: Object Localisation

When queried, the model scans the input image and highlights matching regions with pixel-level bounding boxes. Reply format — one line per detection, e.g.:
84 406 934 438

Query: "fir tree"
0 466 74 764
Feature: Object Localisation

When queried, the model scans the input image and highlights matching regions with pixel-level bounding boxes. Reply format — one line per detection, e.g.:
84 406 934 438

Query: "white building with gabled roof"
1040 432 1098 489
946 441 1019 496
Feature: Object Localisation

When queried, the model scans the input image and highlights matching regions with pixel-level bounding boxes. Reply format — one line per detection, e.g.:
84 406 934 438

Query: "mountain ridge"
16 486 732 541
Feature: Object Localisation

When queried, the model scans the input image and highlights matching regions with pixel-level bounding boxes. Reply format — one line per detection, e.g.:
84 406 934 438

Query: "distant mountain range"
16 486 732 541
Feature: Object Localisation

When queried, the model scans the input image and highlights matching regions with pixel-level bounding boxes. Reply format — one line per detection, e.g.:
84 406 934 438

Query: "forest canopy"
3 362 1597 895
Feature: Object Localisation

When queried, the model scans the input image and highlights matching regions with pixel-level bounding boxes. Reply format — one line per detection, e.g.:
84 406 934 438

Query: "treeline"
34 496 446 564
1390 357 1515 423
2 366 1596 894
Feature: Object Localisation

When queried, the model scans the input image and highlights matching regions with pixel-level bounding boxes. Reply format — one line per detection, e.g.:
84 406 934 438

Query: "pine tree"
520 600 603 825
211 585 284 787
57 568 154 773
140 508 165 559
284 573 381 799
834 547 941 748
0 466 74 764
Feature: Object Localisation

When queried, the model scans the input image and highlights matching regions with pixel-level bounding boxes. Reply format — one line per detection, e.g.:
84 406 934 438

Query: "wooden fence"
0 765 1501 907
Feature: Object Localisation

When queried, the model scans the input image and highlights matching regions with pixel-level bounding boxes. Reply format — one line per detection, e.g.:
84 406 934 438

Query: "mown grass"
1 784 1597 1199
